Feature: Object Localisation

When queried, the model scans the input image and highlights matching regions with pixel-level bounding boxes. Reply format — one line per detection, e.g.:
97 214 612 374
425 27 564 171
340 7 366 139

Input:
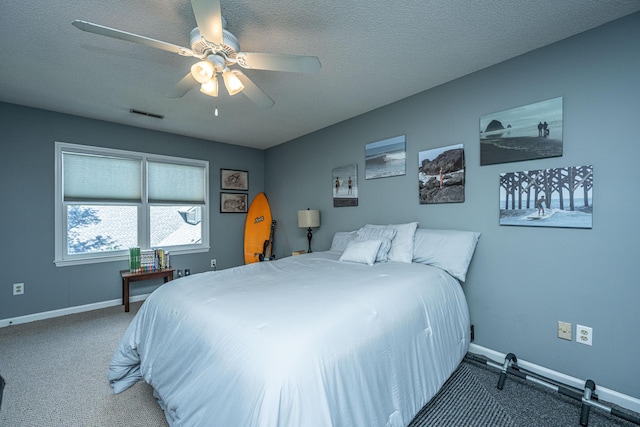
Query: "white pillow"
330 231 357 253
412 228 480 282
356 227 397 262
362 222 418 263
339 239 382 266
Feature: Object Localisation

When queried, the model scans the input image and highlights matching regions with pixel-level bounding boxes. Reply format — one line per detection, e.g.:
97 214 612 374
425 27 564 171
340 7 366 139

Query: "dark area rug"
409 363 516 427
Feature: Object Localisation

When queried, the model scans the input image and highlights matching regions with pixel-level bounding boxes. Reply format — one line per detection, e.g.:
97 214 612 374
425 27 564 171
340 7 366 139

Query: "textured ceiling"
1 1 639 149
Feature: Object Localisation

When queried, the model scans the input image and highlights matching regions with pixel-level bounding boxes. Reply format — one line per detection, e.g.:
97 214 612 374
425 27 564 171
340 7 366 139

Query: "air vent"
129 109 164 119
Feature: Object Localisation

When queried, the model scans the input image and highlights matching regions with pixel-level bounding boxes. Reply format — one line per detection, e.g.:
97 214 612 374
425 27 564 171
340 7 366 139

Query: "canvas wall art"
418 144 465 204
365 135 406 179
333 163 358 207
499 165 593 228
480 97 563 166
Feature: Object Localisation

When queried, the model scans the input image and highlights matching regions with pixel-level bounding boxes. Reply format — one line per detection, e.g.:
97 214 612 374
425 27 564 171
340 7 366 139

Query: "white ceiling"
2 1 639 149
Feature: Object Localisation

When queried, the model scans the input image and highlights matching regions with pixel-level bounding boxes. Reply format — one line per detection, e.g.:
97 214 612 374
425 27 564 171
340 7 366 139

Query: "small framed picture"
220 169 249 191
220 192 248 213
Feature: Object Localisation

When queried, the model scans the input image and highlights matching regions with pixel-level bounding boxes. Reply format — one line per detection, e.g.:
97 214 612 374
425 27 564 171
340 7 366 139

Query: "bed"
109 224 479 426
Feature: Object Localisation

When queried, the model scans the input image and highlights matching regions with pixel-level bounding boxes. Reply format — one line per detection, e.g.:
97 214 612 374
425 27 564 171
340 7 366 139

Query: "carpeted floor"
0 302 638 426
408 363 515 426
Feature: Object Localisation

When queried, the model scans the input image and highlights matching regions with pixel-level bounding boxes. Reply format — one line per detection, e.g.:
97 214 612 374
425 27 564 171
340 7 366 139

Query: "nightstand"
120 268 175 312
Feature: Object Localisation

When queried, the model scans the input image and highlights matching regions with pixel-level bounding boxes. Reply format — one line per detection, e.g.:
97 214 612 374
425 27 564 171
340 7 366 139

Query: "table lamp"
297 208 320 253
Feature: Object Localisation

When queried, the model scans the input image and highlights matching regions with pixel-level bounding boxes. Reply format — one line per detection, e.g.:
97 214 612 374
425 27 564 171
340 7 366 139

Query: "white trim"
0 293 151 328
54 141 210 267
469 343 640 414
53 246 209 267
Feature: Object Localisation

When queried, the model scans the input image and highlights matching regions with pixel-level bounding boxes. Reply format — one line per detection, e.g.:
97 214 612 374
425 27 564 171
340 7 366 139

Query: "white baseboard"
0 293 150 328
469 343 640 414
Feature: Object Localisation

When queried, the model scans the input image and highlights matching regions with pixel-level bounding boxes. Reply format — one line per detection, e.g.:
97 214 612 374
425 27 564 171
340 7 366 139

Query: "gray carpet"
1 302 638 426
408 363 515 426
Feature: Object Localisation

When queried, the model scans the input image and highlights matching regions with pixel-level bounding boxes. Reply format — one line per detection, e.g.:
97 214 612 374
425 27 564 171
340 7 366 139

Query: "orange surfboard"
244 192 273 264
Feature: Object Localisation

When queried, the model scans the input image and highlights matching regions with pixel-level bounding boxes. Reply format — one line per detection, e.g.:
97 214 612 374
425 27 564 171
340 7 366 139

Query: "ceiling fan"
72 0 321 108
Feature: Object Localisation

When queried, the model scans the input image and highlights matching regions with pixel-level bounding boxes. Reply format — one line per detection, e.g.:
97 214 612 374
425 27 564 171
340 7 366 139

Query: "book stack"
129 247 170 273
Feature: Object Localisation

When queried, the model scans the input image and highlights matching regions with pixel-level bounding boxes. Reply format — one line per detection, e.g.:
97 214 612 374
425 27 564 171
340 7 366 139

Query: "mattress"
109 251 470 426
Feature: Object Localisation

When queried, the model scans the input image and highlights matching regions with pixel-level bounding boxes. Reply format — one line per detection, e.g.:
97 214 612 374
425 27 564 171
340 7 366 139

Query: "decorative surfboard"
244 192 273 264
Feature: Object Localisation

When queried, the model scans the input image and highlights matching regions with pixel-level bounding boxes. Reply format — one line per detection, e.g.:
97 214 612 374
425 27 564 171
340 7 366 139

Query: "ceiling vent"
129 109 164 119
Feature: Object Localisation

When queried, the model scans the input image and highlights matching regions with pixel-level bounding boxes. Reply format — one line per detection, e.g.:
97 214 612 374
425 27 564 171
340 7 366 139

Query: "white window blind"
63 152 142 202
148 161 206 204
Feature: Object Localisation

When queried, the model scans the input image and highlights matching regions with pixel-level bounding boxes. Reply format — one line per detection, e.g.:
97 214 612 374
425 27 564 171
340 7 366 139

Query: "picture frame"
220 192 248 213
365 135 406 179
480 97 563 166
220 169 249 191
332 163 358 207
499 165 592 228
418 144 465 204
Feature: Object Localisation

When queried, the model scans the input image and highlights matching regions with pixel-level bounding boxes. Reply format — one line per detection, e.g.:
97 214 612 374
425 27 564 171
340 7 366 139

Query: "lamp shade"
191 61 214 84
222 69 244 95
200 75 218 97
298 209 320 228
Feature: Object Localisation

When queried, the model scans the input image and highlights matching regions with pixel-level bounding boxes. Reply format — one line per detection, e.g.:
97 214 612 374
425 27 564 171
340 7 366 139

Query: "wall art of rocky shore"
419 148 465 204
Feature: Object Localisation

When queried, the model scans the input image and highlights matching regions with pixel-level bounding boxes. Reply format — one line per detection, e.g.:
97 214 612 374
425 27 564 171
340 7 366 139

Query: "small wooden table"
120 268 175 312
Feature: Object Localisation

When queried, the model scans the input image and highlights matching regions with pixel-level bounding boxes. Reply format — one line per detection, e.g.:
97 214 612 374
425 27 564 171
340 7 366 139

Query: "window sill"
54 246 210 267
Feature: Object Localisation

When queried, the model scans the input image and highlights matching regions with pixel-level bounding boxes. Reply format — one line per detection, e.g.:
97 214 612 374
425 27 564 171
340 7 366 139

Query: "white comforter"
109 251 470 427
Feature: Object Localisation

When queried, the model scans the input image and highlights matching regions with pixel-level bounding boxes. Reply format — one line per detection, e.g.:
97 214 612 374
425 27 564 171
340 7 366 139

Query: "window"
55 142 209 266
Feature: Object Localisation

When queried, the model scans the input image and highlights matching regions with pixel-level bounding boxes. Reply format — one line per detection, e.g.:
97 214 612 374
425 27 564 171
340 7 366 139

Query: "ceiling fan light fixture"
222 69 244 95
191 60 214 84
200 74 219 97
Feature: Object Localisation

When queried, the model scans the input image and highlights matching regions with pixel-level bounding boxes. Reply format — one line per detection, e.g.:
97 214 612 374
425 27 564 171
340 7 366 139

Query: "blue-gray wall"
1 103 264 318
264 13 640 398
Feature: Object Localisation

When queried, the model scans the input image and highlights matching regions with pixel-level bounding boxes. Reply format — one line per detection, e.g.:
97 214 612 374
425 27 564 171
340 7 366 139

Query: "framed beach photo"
418 144 465 204
220 169 248 191
333 163 358 207
365 135 406 179
499 165 592 228
220 192 248 213
480 97 563 166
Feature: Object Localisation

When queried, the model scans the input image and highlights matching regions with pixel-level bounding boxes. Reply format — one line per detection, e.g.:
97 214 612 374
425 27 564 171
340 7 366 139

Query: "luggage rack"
465 353 640 426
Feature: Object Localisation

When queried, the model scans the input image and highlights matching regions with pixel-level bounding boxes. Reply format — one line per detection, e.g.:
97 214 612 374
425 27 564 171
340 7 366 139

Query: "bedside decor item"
499 165 592 228
480 97 563 165
221 169 248 191
365 135 406 179
298 208 320 253
220 192 248 213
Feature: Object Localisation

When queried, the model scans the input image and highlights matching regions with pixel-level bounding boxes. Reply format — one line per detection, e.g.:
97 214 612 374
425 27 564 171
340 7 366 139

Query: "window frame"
54 142 209 267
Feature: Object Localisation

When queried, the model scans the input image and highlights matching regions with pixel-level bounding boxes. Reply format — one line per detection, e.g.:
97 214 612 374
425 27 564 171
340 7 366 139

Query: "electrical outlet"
576 324 593 346
558 321 572 340
13 283 24 295
211 259 217 269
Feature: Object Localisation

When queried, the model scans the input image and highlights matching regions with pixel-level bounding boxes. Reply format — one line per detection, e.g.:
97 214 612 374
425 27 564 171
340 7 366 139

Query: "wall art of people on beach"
480 97 563 166
418 144 465 204
332 163 358 207
499 165 592 229
365 135 406 179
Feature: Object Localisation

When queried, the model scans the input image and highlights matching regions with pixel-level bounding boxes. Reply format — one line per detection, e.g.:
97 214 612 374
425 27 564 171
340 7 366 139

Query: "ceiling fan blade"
235 52 321 73
191 0 224 45
72 20 194 56
232 71 275 108
165 73 198 98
